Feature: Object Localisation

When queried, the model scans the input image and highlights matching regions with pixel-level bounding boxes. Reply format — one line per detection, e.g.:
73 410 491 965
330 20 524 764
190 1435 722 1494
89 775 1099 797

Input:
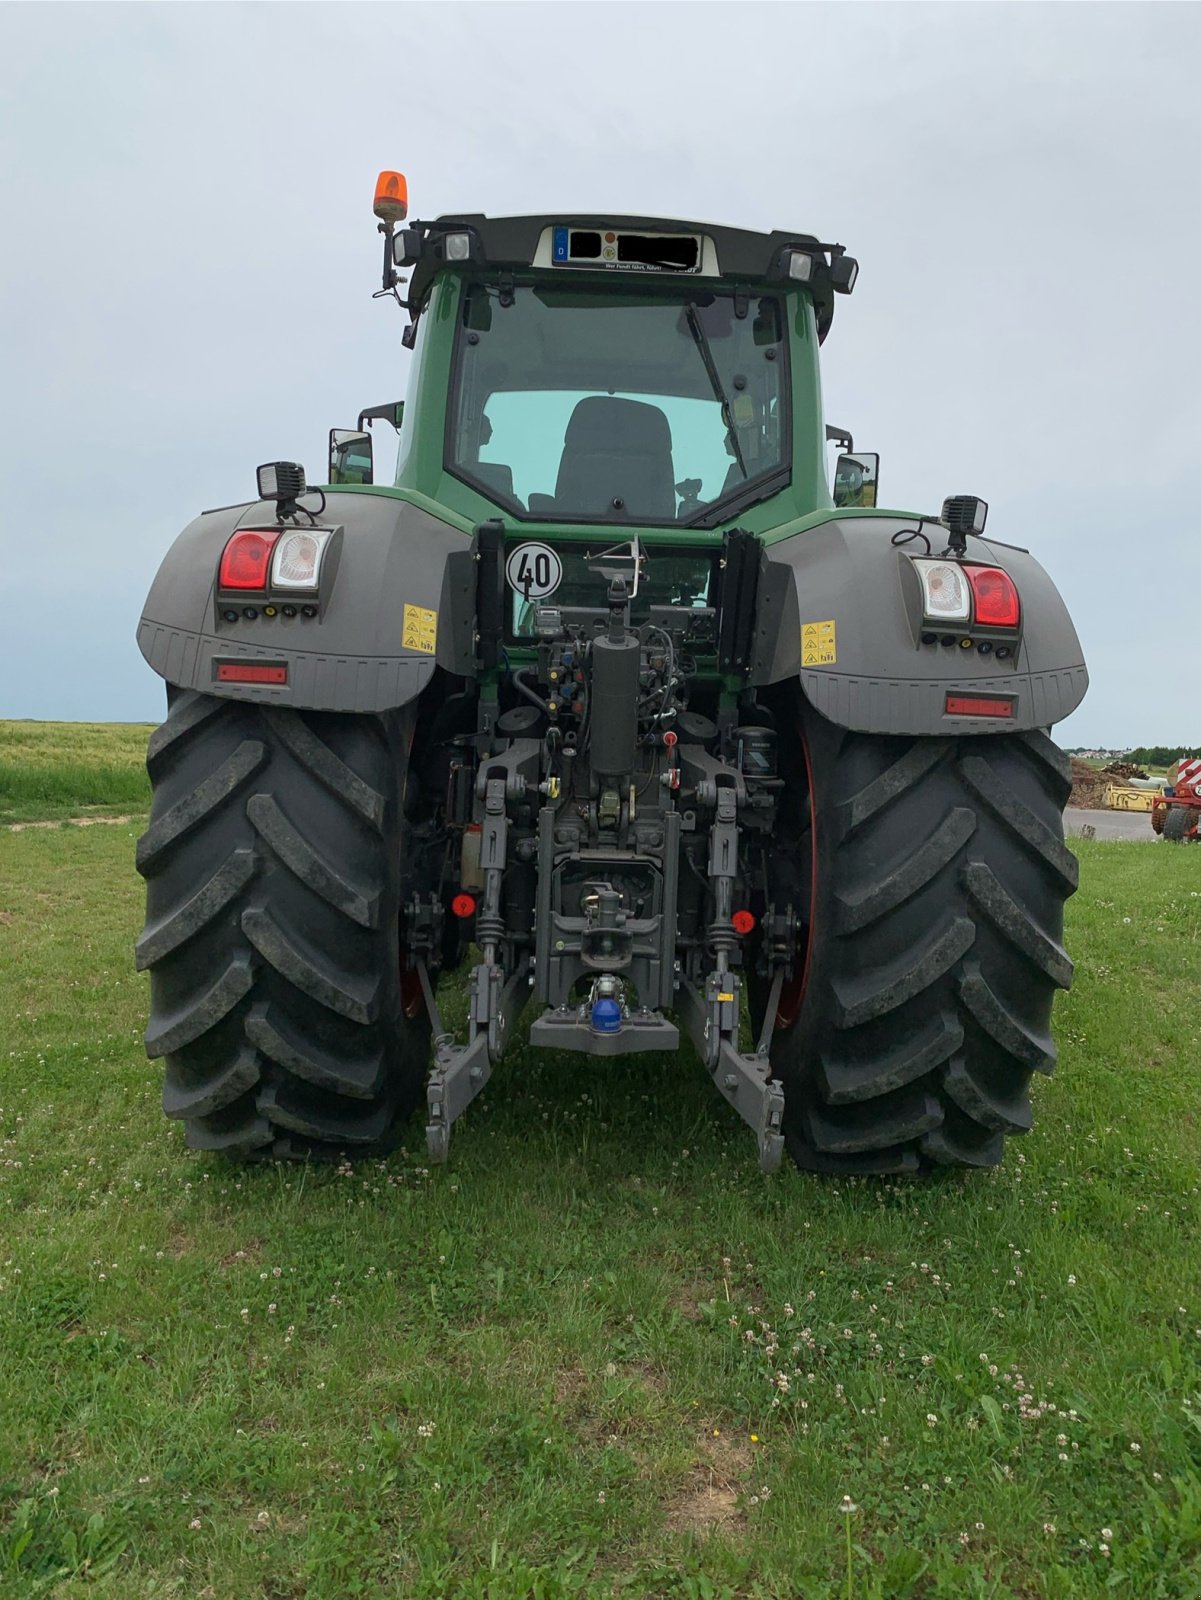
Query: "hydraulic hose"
512 667 551 716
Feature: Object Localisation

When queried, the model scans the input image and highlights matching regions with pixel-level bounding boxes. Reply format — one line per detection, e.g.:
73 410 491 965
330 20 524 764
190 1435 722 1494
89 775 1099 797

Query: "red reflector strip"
216 662 288 685
945 694 1013 718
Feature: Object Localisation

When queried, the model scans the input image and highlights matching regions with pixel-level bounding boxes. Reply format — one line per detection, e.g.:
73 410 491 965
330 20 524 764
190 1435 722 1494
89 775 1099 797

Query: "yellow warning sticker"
402 603 437 655
801 618 837 667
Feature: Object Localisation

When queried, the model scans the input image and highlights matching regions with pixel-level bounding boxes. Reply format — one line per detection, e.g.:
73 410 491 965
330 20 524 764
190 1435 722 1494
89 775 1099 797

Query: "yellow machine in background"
1104 784 1159 812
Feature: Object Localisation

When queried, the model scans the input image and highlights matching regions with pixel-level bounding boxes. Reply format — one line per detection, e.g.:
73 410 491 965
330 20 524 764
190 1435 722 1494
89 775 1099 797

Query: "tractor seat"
554 396 675 521
474 461 517 506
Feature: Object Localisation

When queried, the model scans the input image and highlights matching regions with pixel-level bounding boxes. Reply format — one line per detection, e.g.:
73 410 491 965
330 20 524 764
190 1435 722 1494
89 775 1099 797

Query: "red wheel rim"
399 961 424 1021
773 715 818 1033
398 714 427 1021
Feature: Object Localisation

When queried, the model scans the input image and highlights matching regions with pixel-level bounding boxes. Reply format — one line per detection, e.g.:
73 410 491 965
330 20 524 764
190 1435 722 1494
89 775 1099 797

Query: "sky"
1 1 1198 748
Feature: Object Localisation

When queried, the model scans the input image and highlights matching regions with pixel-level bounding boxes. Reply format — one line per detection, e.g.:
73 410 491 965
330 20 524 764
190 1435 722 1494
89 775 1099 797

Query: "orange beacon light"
373 171 408 225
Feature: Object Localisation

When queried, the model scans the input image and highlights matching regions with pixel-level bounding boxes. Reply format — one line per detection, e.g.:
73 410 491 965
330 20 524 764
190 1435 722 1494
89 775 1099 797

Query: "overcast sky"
2 1 1198 747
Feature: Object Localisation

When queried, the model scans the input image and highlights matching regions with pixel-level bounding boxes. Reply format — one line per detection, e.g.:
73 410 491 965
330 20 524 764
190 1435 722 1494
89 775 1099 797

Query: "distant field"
0 720 153 824
1 804 1200 1593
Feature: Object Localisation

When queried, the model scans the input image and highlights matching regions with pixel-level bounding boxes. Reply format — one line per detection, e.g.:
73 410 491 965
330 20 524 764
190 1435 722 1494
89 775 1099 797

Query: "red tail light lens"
731 909 756 935
450 893 477 919
965 565 1020 628
219 530 279 590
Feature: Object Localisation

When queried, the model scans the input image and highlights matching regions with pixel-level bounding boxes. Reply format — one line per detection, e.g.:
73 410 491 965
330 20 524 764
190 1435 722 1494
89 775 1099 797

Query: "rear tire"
763 711 1077 1175
136 689 430 1159
1164 805 1193 842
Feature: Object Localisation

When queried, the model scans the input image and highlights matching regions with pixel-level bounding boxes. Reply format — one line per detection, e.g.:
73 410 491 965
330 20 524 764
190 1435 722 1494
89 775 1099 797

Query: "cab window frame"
443 274 792 528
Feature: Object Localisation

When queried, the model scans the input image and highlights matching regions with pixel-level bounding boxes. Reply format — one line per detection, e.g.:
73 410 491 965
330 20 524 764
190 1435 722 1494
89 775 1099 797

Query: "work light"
941 496 988 538
256 462 306 503
830 254 859 293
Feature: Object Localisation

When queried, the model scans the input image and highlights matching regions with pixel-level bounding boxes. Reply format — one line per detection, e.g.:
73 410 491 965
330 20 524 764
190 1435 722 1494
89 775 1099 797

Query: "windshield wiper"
685 303 748 483
683 463 789 529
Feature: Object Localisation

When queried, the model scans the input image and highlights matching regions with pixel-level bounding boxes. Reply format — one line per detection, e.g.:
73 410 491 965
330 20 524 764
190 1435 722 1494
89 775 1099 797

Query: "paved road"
1065 807 1156 842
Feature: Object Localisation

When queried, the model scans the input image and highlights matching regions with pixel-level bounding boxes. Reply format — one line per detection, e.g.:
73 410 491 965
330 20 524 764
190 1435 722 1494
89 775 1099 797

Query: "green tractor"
134 171 1087 1175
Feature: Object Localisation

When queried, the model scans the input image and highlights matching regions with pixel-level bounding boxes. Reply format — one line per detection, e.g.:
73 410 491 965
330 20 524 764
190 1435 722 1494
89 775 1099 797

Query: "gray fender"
137 491 475 712
750 514 1087 735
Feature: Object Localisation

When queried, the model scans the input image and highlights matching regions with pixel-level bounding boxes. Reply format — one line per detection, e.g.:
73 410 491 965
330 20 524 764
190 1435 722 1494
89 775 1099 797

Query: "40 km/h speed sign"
505 542 563 600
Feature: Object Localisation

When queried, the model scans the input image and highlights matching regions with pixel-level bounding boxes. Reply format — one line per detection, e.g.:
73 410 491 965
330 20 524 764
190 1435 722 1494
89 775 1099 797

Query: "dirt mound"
1069 759 1109 808
1103 761 1149 781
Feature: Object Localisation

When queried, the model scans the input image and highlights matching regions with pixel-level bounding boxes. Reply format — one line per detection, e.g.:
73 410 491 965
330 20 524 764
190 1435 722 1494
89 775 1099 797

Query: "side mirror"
833 451 879 509
329 429 373 486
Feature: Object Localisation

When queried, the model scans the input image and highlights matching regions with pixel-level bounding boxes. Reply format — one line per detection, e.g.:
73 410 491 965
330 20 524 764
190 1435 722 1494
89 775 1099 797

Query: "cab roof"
404 213 850 341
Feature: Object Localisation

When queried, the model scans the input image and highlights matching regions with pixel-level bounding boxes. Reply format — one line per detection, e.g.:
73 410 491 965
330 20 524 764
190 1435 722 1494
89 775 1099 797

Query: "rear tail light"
219 530 279 590
911 557 1021 631
964 565 1021 628
911 559 971 622
271 528 332 591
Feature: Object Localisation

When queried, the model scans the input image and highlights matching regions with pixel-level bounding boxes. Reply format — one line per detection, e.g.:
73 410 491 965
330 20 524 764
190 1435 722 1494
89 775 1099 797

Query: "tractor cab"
331 178 868 538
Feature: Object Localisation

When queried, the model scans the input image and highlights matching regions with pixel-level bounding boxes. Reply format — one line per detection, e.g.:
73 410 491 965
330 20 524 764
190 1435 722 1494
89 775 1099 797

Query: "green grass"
1 826 1200 1598
0 722 153 824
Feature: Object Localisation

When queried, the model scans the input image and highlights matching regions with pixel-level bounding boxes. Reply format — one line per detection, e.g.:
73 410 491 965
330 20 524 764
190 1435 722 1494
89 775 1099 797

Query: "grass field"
1 750 1200 1595
0 722 153 824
